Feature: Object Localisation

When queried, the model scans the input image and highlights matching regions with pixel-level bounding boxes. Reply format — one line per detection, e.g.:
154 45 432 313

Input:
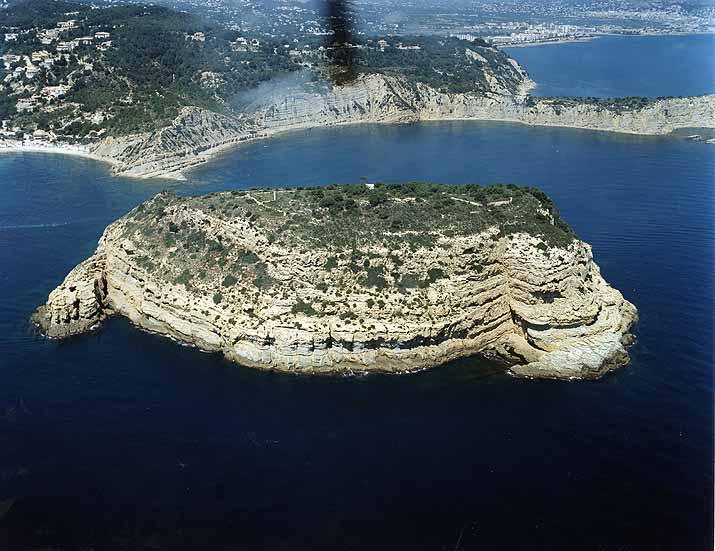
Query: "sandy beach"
0 140 94 158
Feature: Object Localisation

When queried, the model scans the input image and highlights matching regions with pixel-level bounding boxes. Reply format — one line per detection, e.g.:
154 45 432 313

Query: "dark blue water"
1 37 714 549
1 122 713 549
506 34 715 98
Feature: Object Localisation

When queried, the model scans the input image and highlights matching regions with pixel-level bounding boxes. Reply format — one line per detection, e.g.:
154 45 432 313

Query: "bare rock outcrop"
33 184 637 380
89 71 715 180
31 253 109 338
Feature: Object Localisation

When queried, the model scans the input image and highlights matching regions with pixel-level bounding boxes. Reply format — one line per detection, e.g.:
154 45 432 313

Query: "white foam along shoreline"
0 139 108 164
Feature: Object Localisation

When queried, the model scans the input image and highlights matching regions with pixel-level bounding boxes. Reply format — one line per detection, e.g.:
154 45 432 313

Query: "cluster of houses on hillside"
0 124 94 149
229 36 261 52
2 17 113 115
3 17 112 54
55 32 113 53
3 51 56 81
0 124 55 142
14 84 71 113
0 117 65 144
267 37 423 62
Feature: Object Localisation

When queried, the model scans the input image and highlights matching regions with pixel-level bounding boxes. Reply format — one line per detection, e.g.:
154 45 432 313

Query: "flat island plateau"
33 184 637 380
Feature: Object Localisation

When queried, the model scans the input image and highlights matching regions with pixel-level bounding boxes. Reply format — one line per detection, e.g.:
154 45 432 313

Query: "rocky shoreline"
33 185 637 380
84 74 715 181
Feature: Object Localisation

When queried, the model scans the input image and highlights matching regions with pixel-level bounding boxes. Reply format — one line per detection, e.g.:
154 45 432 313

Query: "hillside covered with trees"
1 0 531 140
0 0 298 136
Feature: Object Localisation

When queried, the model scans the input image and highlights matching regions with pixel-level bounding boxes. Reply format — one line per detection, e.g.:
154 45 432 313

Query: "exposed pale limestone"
88 70 715 180
33 188 637 380
0 49 679 179
31 253 109 338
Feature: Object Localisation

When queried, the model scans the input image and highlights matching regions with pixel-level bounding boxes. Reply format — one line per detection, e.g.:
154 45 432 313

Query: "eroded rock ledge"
88 73 715 180
33 183 637 380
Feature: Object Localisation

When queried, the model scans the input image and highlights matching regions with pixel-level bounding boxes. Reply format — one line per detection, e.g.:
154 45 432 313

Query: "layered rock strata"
89 72 715 180
33 185 637 380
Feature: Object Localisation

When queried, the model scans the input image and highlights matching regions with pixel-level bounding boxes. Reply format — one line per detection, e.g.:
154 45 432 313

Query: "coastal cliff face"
33 184 637 380
89 109 250 180
89 71 715 180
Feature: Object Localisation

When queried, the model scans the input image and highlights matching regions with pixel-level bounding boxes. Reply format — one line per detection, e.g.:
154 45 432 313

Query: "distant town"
1 0 713 147
82 0 715 45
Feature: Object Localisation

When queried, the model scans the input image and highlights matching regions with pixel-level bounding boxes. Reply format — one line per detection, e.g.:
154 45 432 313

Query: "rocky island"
33 183 637 380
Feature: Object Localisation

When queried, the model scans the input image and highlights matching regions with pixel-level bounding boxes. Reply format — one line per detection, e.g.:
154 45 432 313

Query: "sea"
0 34 713 550
505 33 715 98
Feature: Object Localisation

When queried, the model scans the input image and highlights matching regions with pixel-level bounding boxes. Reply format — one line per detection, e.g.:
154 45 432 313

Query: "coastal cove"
1 119 713 547
3 15 714 181
2 30 715 550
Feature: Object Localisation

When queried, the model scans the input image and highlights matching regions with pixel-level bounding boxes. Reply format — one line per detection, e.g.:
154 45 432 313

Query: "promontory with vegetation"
33 183 637 380
2 0 714 179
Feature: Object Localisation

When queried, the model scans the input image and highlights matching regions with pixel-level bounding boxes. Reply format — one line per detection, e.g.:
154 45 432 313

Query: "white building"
31 51 50 63
397 43 421 50
38 29 60 45
56 41 78 52
4 33 18 42
16 98 37 112
25 65 41 79
32 129 54 141
41 85 69 99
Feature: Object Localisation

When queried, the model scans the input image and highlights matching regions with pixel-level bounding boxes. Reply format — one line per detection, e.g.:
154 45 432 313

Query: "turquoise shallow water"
0 35 714 549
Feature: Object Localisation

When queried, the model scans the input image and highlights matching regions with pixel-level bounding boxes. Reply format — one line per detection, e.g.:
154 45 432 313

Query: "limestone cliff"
89 72 715 180
33 183 637 380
